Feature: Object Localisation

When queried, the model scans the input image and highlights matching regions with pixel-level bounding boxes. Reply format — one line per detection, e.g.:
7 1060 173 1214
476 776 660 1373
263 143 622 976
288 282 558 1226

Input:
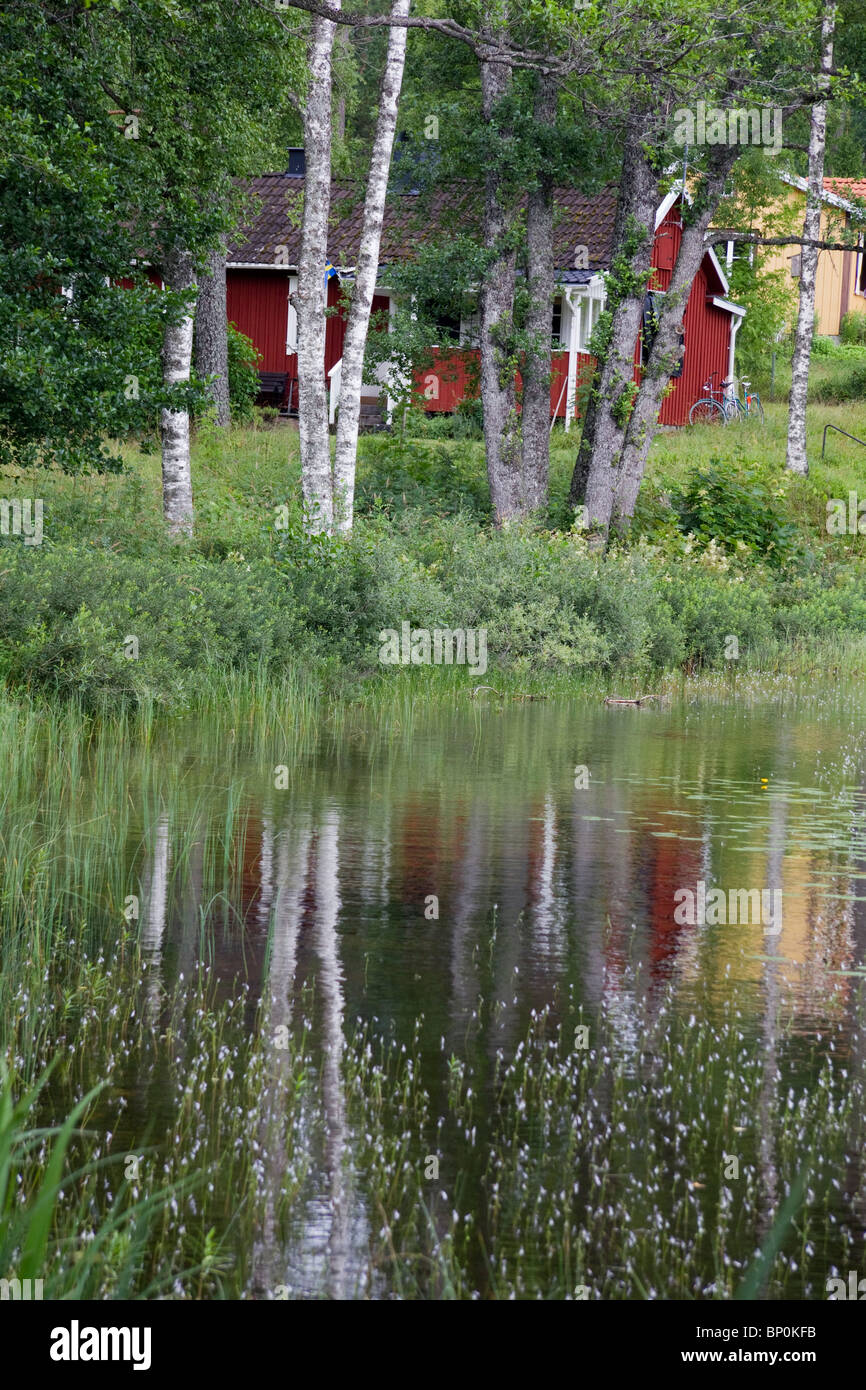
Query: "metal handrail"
822 423 866 457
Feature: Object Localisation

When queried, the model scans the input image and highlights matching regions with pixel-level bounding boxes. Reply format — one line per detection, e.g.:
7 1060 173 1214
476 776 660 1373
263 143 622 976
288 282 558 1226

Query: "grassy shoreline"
3 406 866 716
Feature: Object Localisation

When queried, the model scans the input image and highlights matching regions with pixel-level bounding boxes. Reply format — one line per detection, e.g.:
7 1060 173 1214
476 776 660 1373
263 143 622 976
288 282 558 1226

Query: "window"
432 309 461 346
858 240 866 295
551 297 563 348
640 290 683 376
459 310 480 348
641 291 661 368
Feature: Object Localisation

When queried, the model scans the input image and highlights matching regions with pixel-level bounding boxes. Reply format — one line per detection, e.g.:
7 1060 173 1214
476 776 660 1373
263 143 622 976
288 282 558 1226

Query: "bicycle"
722 377 764 424
688 371 727 425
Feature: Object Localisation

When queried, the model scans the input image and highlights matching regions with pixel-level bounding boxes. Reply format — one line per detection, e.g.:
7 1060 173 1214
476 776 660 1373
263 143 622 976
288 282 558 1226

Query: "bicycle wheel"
689 398 726 425
748 395 764 424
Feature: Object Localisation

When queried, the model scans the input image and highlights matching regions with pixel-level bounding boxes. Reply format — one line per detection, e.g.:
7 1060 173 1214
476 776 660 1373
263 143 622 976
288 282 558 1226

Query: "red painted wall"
226 269 294 407
225 272 390 410
225 201 734 424
645 202 733 426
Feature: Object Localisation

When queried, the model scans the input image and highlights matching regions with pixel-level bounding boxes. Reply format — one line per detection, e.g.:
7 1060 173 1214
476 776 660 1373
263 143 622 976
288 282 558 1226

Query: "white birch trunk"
195 239 230 427
786 6 835 476
521 73 558 514
160 245 196 537
333 0 410 534
480 49 520 525
297 6 341 534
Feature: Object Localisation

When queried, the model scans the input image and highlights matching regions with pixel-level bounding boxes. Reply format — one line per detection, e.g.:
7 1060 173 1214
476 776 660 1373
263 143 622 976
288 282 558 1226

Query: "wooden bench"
257 371 289 409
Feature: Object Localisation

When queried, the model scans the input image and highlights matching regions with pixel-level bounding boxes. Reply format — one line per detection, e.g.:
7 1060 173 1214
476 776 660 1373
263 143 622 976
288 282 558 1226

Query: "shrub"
839 312 866 346
663 565 776 668
0 544 299 710
811 359 866 403
227 323 262 421
355 434 489 520
668 458 798 566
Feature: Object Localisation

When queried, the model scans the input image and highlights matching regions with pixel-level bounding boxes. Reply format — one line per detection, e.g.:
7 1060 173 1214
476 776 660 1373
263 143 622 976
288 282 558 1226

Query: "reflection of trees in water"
140 815 170 1029
312 809 349 1301
134 700 866 1292
249 808 310 1299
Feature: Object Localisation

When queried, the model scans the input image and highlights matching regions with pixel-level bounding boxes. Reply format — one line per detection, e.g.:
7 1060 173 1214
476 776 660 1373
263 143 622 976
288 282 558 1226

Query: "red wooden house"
225 170 745 428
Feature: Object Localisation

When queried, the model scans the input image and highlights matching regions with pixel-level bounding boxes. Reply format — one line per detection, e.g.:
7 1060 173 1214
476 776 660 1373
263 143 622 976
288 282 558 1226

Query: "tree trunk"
568 113 657 540
614 147 741 526
520 72 557 514
333 0 409 534
194 239 230 427
786 6 835 477
297 5 341 534
335 25 349 142
480 43 521 525
160 244 196 537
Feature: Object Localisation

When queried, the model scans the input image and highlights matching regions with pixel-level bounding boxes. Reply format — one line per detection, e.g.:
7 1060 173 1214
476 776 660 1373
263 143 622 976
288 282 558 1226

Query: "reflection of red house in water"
225 154 744 428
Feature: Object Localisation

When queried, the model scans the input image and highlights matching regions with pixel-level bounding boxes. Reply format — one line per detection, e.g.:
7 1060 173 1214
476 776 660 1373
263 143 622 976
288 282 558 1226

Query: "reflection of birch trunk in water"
250 813 311 1299
757 789 788 1255
570 806 604 1012
845 787 866 1241
533 793 563 959
448 802 489 1047
311 808 347 1300
140 816 170 1026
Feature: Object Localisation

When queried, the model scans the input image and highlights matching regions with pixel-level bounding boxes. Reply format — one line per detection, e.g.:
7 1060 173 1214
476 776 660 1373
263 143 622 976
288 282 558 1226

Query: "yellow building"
747 175 866 338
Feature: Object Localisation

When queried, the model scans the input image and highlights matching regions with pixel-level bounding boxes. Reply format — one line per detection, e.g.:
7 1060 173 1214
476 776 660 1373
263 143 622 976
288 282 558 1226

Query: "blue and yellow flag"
324 263 337 284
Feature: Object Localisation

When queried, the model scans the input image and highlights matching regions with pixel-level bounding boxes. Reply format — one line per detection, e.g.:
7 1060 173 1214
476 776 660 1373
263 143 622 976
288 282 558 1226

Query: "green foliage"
663 566 776 668
226 323 262 421
811 359 866 402
0 542 301 712
839 311 866 345
355 434 489 519
667 457 799 566
5 419 866 712
0 0 303 472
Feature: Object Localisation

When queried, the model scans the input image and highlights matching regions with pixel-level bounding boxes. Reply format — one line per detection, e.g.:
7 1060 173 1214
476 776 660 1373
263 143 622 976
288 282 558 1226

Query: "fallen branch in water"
471 685 503 698
604 694 658 707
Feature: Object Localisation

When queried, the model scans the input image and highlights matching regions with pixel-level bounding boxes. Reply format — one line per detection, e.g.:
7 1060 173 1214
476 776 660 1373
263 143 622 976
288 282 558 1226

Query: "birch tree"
333 0 410 534
195 240 230 427
160 245 196 537
520 72 558 514
786 2 836 476
479 9 521 525
297 5 342 534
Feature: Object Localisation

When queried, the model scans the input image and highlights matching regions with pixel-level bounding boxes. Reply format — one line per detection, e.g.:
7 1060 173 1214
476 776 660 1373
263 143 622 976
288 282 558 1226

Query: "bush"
668 457 798 566
664 564 776 668
355 434 489 520
840 312 866 346
811 359 866 403
227 323 262 421
0 544 299 710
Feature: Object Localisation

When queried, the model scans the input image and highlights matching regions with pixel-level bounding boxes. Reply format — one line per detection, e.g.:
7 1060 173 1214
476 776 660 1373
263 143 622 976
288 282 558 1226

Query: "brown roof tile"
227 175 618 273
825 176 866 203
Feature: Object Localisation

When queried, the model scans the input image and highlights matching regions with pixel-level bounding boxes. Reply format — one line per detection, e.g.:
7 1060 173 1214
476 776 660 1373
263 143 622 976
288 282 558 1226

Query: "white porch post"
564 290 581 431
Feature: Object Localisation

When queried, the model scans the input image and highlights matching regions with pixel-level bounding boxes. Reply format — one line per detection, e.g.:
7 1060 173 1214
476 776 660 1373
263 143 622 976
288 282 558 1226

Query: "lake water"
16 682 866 1298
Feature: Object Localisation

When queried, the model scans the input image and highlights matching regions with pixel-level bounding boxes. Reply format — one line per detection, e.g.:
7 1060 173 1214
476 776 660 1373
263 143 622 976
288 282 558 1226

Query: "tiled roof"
227 175 618 274
824 177 866 203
